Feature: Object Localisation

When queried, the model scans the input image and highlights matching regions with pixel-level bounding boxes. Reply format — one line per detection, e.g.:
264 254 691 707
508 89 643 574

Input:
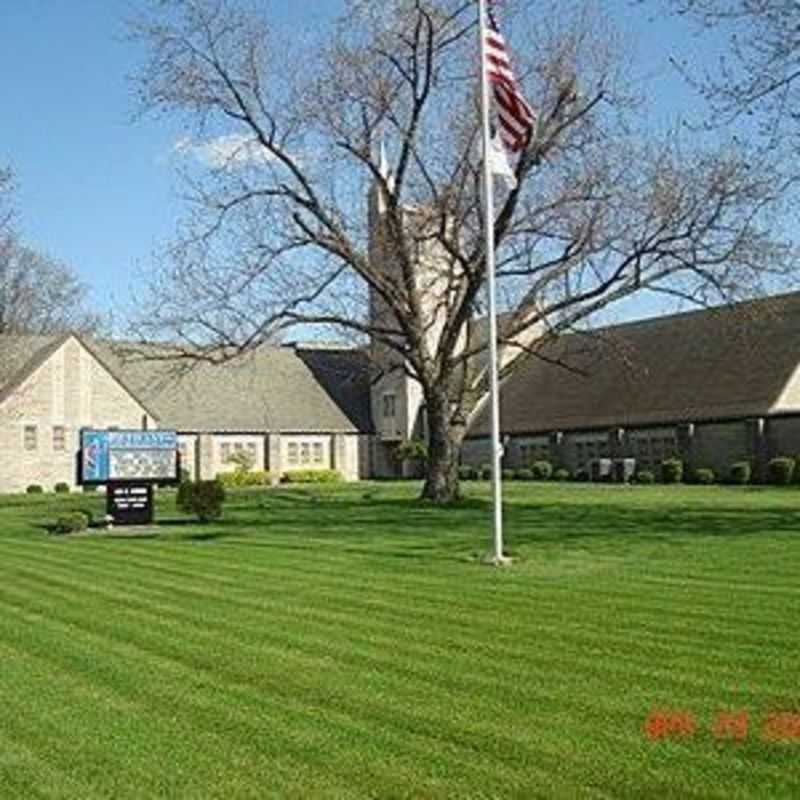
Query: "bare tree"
0 237 103 336
656 1 800 153
128 0 791 502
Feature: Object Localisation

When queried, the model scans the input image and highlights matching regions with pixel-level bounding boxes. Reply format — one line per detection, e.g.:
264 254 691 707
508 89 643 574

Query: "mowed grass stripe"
0 600 604 798
3 544 790 720
2 484 800 797
3 545 797 695
4 548 796 713
3 548 796 764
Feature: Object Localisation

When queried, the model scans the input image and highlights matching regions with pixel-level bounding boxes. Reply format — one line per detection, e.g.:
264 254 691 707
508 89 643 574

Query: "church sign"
78 429 179 526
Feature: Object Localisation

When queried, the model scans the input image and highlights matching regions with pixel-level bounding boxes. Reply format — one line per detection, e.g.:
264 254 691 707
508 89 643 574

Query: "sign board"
80 429 179 486
107 484 154 526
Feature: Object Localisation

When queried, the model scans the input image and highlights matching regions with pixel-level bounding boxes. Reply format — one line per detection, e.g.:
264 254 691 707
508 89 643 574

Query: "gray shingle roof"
0 333 65 406
469 292 800 437
92 342 373 434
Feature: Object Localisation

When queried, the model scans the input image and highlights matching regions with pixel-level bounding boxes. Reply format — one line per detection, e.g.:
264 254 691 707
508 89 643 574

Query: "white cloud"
174 134 276 169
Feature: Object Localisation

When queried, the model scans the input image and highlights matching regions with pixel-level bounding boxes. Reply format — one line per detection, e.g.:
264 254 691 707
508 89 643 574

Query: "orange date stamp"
644 709 800 742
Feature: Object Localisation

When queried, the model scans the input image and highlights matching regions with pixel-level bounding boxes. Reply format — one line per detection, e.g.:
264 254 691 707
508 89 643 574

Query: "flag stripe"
484 11 535 153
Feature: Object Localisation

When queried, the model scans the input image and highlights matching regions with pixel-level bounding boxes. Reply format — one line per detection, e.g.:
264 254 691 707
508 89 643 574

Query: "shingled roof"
92 341 373 434
469 291 800 437
0 333 66 406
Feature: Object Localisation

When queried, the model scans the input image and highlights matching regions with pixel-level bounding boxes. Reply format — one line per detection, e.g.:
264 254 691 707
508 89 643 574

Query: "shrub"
530 460 553 481
176 480 194 513
217 469 274 488
728 461 751 485
767 457 796 485
26 484 44 494
636 470 655 485
692 467 716 485
224 448 256 472
177 480 226 521
458 465 478 481
82 484 98 493
282 469 342 484
394 439 428 464
660 458 684 484
53 512 89 535
514 468 534 481
502 469 515 481
479 464 492 480
575 469 590 482
553 468 571 481
54 482 70 494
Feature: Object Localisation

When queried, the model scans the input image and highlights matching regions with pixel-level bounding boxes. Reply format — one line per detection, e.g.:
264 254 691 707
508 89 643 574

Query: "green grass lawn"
1 482 799 798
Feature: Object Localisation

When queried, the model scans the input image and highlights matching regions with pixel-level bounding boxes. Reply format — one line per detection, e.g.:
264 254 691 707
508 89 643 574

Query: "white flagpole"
478 0 507 565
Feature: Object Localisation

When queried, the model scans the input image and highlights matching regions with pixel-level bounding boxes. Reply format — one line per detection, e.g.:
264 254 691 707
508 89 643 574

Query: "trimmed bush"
530 460 553 481
728 461 751 485
767 457 795 486
552 468 571 481
26 485 44 494
636 470 655 485
692 467 716 485
217 469 274 488
177 480 226 521
458 465 478 481
660 458 684 484
502 469 515 481
575 469 590 482
479 464 492 481
54 482 70 494
282 469 342 484
53 512 89 535
514 468 534 481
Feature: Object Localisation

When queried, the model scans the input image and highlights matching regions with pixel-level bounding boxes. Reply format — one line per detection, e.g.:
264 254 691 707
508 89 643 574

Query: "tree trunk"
420 393 465 504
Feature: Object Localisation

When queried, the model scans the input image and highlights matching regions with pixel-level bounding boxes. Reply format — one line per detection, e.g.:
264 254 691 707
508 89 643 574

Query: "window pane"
24 425 37 451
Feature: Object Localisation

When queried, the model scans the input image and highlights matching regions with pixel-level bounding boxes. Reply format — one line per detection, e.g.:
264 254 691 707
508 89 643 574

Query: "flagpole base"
482 552 513 567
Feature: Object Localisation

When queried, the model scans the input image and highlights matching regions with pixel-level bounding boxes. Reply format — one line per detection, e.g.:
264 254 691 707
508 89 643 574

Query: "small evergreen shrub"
660 458 684 484
479 464 492 480
636 470 655 485
177 480 226 521
767 457 795 485
26 485 44 494
224 449 256 472
514 468 534 481
54 482 70 494
575 469 590 482
282 469 342 484
530 460 553 481
458 465 478 481
502 469 515 481
553 468 571 481
53 512 89 535
692 467 716 485
728 461 751 485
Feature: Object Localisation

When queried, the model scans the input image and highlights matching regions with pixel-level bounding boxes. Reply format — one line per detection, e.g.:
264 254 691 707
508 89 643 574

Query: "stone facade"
464 415 800 480
0 336 155 493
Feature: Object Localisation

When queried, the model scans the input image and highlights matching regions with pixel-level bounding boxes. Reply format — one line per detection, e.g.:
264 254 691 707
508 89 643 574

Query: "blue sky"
0 1 727 327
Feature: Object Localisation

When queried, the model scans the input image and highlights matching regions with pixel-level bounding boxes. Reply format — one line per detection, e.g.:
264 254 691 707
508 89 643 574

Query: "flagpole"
478 0 507 565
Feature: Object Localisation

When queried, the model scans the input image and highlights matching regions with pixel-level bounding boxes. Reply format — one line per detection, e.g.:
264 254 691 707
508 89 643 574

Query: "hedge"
282 469 343 484
217 469 275 488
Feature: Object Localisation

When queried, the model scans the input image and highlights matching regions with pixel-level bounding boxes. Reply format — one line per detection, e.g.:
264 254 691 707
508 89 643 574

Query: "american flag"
484 9 535 153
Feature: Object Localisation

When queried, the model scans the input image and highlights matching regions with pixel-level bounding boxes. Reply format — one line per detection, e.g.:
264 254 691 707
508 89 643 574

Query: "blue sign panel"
80 429 178 484
81 430 110 483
